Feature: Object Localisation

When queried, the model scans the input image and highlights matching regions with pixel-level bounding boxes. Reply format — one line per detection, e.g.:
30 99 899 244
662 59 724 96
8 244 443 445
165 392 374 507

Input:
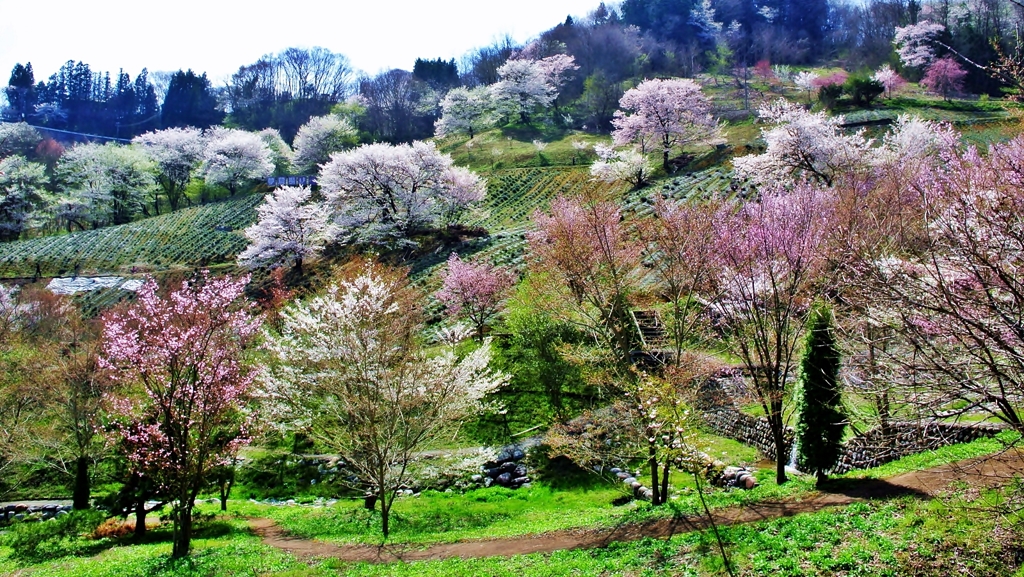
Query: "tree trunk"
648 444 661 505
773 423 788 485
172 504 193 558
379 490 390 538
72 456 90 510
133 497 147 540
660 460 671 505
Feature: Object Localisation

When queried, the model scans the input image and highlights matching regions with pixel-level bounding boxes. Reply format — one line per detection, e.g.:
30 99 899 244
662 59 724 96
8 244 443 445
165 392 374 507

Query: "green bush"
0 509 108 560
819 84 844 110
845 76 884 107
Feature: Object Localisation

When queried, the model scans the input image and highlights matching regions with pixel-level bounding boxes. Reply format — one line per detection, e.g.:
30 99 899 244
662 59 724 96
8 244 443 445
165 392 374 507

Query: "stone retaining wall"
696 373 1004 474
701 407 795 461
831 421 1003 474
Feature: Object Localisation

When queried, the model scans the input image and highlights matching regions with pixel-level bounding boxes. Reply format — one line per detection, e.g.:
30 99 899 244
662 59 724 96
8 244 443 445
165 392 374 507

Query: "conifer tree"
796 302 845 484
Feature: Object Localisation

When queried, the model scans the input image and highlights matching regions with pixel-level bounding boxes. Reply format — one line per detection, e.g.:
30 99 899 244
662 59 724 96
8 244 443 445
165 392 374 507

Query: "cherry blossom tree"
434 86 494 139
318 141 485 245
0 155 49 241
611 78 722 171
753 60 775 84
101 273 259 558
733 99 872 187
490 55 577 124
529 195 643 367
635 197 723 366
850 136 1024 432
292 114 357 173
894 21 946 69
921 57 968 100
436 253 514 340
589 144 655 189
872 65 906 98
56 143 157 226
238 186 331 273
793 71 820 104
132 127 204 211
715 187 834 484
201 128 274 196
262 260 506 537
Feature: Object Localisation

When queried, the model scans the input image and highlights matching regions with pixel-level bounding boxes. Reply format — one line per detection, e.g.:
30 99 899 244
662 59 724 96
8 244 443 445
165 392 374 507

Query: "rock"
513 476 529 485
520 482 532 489
496 472 512 486
286 499 296 506
14 504 27 513
13 513 25 521
744 476 758 489
471 474 482 482
513 464 527 477
630 481 642 490
610 467 622 474
623 476 637 485
484 477 493 487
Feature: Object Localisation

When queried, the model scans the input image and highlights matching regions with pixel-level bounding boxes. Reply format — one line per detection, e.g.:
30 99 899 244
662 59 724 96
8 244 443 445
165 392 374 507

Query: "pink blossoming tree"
529 196 643 367
436 253 514 341
101 273 259 558
715 187 834 484
921 57 968 100
612 78 722 171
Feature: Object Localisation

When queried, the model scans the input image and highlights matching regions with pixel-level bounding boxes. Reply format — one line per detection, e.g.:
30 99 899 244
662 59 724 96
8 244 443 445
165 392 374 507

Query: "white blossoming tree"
318 141 485 245
238 185 330 273
490 54 578 124
132 127 204 211
611 78 722 170
893 21 946 69
201 128 274 196
262 260 507 538
589 143 655 189
292 115 358 173
733 99 872 187
434 86 494 139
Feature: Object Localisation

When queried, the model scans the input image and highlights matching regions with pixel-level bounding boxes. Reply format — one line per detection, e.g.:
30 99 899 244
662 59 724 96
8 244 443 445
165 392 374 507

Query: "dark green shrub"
845 76 884 107
818 84 844 110
0 509 108 560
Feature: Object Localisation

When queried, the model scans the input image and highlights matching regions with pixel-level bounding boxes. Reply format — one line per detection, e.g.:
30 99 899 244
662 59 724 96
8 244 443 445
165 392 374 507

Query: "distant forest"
4 0 1021 142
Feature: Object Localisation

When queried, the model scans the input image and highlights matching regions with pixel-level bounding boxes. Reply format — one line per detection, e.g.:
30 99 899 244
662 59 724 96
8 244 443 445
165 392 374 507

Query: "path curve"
248 449 1023 563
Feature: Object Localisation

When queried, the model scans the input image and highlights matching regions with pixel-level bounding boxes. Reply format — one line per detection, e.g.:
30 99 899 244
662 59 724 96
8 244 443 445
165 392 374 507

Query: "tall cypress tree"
796 302 845 484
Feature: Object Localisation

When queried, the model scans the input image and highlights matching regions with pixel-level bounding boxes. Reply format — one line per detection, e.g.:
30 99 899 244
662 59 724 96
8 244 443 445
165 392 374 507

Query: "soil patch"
248 449 1024 563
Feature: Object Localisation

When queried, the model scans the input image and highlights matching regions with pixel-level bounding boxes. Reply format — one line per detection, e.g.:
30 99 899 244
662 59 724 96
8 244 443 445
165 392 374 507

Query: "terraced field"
0 194 262 279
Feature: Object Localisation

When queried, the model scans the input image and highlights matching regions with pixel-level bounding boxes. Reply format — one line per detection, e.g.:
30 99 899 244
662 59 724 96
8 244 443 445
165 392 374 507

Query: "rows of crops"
471 167 629 232
0 194 262 279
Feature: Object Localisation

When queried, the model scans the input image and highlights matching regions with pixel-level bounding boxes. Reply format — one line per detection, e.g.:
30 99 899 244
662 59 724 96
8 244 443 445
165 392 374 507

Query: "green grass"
0 518 307 577
0 194 262 279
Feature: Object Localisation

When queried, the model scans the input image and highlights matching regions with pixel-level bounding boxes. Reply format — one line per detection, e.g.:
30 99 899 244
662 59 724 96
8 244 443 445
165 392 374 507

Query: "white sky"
0 0 601 88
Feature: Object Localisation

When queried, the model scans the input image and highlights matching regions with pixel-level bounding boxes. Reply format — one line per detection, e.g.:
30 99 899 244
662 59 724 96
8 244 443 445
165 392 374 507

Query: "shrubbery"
0 509 107 560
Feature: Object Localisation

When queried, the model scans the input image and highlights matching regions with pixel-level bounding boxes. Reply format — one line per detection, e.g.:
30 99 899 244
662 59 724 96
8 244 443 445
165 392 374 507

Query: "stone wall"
696 373 1004 474
831 421 1003 474
701 407 795 462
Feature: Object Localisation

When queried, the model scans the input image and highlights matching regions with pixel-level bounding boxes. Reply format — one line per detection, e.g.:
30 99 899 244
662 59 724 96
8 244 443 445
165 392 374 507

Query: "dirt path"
248 449 1024 563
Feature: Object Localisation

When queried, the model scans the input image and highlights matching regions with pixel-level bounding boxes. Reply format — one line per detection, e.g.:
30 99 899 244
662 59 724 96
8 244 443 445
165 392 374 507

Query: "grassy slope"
0 194 263 279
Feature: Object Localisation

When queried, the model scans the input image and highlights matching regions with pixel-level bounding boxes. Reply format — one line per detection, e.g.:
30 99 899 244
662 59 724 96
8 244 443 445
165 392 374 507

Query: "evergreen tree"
162 70 223 129
796 302 846 484
5 63 37 121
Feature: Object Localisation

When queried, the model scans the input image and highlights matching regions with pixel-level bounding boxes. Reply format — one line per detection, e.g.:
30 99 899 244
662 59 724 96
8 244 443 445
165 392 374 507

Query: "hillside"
0 194 262 279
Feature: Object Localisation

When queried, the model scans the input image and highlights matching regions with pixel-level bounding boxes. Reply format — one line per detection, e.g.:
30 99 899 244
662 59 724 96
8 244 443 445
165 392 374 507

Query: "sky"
0 0 603 88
